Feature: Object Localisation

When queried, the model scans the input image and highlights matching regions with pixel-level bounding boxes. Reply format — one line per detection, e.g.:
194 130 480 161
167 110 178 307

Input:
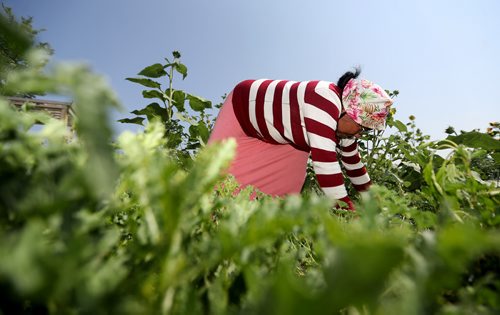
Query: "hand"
346 199 356 211
335 198 356 211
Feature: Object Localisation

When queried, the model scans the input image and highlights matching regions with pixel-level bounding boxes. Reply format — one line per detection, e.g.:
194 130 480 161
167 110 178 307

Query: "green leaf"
446 131 500 151
125 77 161 89
118 117 145 126
166 132 183 149
137 63 167 78
189 124 199 138
393 120 408 132
423 160 442 196
172 90 186 112
131 102 167 122
175 63 188 79
143 90 166 101
187 94 212 112
492 152 500 164
445 126 456 135
188 123 209 142
198 122 210 142
319 231 406 312
176 112 196 125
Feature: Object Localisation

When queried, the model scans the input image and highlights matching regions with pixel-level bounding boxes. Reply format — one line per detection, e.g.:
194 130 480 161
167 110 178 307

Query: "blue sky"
5 0 500 139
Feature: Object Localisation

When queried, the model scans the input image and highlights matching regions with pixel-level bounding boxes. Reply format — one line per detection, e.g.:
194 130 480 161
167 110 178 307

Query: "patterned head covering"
341 78 394 130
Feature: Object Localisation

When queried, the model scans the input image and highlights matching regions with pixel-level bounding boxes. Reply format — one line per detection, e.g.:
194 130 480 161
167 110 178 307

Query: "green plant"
119 51 213 167
1 10 500 315
0 4 53 97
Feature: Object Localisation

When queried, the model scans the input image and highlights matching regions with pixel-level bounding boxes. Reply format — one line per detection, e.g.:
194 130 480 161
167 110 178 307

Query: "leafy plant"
444 122 500 182
0 4 53 97
119 51 213 166
1 10 500 315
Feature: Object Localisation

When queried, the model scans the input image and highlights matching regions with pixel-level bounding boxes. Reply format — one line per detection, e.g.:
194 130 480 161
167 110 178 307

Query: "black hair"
337 66 361 91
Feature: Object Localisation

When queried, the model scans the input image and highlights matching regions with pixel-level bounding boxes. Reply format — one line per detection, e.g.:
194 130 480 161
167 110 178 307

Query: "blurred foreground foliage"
1 9 500 315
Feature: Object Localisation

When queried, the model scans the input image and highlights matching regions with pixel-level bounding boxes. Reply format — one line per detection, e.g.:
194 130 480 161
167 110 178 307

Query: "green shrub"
1 11 499 315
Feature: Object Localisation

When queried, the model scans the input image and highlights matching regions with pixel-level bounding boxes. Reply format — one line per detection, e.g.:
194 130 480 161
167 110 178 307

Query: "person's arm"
303 82 354 210
339 138 371 192
308 134 354 210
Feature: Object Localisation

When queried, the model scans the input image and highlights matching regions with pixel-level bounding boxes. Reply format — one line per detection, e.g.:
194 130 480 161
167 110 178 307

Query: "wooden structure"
8 97 74 127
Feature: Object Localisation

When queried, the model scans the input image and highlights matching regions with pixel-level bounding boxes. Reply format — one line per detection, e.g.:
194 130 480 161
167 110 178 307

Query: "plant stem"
166 63 175 123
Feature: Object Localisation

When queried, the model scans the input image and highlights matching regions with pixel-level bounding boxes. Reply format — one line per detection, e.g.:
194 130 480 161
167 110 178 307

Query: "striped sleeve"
339 138 371 192
303 81 351 205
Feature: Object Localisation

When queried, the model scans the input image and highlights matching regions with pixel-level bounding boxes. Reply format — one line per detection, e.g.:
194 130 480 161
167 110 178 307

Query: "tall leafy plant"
119 51 213 165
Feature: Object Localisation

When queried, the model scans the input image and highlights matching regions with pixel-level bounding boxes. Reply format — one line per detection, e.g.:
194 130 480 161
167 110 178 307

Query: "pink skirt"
208 92 309 197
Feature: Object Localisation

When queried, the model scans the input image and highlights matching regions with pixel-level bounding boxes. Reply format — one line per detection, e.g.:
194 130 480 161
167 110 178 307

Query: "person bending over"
208 68 393 211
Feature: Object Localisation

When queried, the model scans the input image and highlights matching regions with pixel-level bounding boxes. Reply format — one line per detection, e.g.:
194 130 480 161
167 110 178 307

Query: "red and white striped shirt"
232 79 371 204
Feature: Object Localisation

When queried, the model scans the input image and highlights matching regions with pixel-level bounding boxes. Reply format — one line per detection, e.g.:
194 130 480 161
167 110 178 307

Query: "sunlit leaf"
393 119 408 132
447 131 500 150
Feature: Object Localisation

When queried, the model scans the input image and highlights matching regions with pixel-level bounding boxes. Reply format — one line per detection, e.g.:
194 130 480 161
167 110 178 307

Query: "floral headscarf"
341 78 393 130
